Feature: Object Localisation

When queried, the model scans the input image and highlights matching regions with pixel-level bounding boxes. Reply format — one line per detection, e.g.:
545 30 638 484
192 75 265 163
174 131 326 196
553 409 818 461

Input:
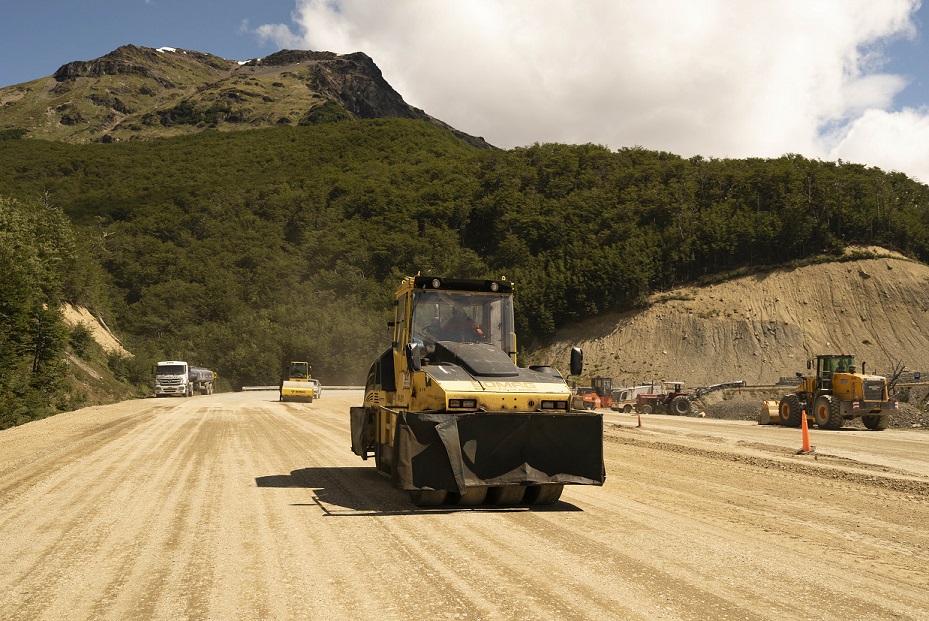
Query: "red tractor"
635 381 692 415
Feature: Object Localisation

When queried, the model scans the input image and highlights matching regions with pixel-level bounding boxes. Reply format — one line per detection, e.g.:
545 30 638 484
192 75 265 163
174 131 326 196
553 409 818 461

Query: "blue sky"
3 1 929 184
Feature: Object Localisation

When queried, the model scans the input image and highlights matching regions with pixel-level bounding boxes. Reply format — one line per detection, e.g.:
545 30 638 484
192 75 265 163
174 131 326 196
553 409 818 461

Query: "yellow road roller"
280 361 314 402
350 275 605 506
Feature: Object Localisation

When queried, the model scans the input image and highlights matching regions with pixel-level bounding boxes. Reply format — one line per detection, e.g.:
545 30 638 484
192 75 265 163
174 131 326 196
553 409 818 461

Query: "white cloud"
830 107 929 180
255 0 929 183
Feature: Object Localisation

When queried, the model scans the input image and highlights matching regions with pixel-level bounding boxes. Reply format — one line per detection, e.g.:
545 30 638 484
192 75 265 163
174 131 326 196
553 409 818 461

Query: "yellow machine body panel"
350 276 604 504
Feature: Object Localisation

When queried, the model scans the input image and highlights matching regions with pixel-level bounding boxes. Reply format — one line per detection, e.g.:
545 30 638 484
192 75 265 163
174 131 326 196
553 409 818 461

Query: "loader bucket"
758 400 781 425
390 410 605 493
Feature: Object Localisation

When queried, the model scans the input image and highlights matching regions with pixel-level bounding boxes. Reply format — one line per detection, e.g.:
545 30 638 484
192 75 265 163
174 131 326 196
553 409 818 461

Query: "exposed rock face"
244 49 426 120
54 57 152 81
3 45 492 148
245 50 490 147
53 45 230 82
250 50 343 65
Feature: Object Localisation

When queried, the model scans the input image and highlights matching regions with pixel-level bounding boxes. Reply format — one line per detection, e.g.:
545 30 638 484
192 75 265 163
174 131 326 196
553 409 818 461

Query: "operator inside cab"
440 305 486 342
412 290 502 348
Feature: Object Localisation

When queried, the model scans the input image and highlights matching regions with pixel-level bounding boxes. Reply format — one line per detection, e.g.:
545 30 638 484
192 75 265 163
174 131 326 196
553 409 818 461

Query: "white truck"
153 360 215 397
610 382 664 413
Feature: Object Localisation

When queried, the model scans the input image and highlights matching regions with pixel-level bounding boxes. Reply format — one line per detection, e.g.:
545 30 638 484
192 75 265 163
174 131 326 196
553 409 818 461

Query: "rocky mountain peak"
1 45 491 148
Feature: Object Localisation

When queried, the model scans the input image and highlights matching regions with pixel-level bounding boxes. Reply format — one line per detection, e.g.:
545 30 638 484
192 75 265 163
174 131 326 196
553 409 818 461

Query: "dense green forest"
2 118 929 426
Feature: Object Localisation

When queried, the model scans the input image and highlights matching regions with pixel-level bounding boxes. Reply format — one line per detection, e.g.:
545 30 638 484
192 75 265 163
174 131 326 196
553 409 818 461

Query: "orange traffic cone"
798 408 814 454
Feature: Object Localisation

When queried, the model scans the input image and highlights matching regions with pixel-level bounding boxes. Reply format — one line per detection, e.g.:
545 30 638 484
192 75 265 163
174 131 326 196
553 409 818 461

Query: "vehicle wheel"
670 396 691 415
523 484 564 505
373 442 393 474
779 394 803 427
813 395 843 430
448 487 488 505
486 486 526 505
861 415 889 431
409 490 447 506
308 396 314 403
640 404 653 415
623 405 632 413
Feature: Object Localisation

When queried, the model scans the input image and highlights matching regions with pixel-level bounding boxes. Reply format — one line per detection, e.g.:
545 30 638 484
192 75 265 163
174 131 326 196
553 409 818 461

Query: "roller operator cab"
350 276 605 506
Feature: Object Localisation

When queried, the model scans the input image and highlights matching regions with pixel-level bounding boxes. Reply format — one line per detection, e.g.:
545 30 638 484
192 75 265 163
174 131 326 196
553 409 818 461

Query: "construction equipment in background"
692 380 746 398
350 275 605 506
279 361 315 402
611 382 663 413
771 353 897 430
612 380 745 414
636 381 692 415
591 377 613 409
758 400 780 425
572 386 601 410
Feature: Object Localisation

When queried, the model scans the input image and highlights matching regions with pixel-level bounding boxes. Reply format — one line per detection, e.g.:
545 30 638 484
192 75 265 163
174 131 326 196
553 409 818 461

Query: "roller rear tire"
487 486 526 505
448 487 488 505
523 484 564 505
409 490 447 506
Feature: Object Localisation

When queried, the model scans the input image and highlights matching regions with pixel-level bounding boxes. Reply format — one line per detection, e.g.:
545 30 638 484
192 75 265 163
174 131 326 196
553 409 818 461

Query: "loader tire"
524 484 564 505
779 394 803 427
670 396 691 415
813 395 843 430
862 415 889 431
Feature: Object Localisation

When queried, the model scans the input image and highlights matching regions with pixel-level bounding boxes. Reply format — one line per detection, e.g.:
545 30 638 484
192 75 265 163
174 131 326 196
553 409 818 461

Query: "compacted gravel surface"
2 390 928 620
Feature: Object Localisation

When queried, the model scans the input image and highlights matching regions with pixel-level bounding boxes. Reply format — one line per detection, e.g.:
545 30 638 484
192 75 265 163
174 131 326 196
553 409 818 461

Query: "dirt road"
2 391 928 620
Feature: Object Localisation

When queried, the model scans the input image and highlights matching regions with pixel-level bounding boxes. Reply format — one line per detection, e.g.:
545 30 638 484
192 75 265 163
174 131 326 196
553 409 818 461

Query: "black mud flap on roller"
350 406 373 458
391 411 605 493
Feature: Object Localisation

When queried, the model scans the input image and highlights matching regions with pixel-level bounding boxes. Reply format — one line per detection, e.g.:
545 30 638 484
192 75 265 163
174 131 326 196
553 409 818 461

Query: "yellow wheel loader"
280 361 315 402
777 354 897 430
350 276 605 506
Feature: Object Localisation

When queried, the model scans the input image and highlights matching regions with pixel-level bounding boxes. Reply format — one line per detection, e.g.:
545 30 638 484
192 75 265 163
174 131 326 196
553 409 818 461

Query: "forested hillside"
2 118 929 426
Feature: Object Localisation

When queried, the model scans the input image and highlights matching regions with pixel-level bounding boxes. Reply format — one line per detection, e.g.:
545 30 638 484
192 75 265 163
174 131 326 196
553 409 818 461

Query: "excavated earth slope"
536 249 929 390
535 253 929 386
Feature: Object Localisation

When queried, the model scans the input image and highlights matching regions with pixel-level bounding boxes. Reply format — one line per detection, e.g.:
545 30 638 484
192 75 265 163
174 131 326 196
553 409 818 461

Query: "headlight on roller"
540 400 568 410
448 399 477 409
